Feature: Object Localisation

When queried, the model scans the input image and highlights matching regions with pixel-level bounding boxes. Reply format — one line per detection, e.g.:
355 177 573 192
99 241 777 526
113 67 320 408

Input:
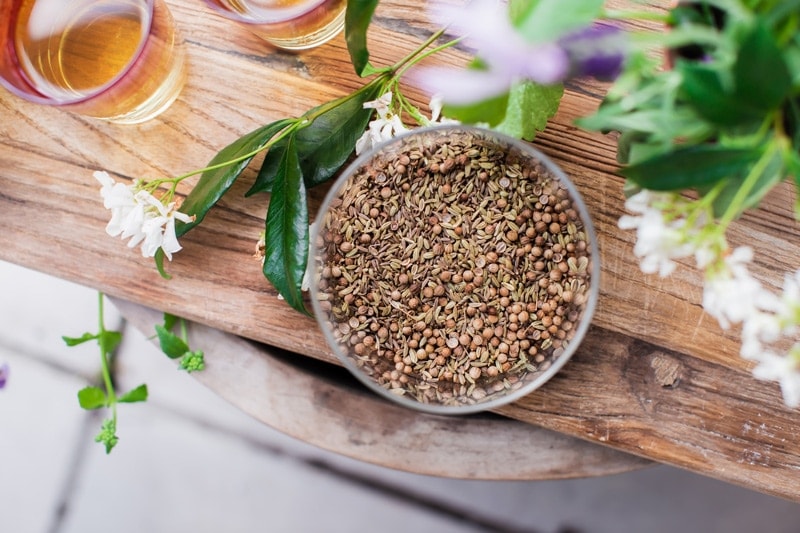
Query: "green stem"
718 142 781 228
602 9 669 23
391 28 449 72
97 293 117 419
168 120 307 184
180 318 189 344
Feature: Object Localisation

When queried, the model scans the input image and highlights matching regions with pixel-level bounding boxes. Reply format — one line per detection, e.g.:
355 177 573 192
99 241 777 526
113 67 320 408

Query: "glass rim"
0 0 155 107
309 124 602 415
201 0 330 25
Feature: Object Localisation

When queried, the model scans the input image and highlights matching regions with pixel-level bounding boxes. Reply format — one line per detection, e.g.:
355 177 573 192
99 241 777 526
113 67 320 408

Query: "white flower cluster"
355 92 409 156
620 190 800 406
354 93 458 156
94 171 194 261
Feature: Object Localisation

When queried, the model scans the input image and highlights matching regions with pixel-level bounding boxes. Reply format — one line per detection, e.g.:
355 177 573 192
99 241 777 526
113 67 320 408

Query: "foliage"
64 296 203 453
579 1 800 221
172 0 562 313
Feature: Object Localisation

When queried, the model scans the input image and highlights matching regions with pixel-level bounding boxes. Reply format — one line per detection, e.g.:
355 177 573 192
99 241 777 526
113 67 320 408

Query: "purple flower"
415 1 627 105
0 363 8 390
416 0 568 105
559 24 627 81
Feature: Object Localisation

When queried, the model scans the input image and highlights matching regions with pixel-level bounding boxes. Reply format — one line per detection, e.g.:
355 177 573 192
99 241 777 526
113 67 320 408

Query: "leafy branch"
63 293 147 454
64 296 205 453
168 0 565 313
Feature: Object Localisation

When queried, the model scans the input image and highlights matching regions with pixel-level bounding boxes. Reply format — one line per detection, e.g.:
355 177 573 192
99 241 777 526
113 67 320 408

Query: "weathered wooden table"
2 0 799 500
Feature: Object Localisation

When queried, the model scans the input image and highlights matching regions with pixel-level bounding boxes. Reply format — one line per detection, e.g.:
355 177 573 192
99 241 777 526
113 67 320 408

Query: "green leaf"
176 119 294 237
711 147 785 218
262 136 310 315
345 0 383 77
78 386 108 410
734 22 792 113
678 62 762 127
250 82 386 195
578 103 711 142
155 324 189 359
118 384 148 404
443 93 510 127
513 0 604 43
620 145 762 191
97 330 122 354
496 81 563 140
295 83 386 187
162 313 179 331
153 249 171 279
248 137 289 195
62 332 98 347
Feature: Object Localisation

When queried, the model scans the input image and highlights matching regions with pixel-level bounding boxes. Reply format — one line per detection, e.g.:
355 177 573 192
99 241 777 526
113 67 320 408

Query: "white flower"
750 350 800 408
94 171 194 261
355 92 409 155
426 94 460 126
618 191 696 277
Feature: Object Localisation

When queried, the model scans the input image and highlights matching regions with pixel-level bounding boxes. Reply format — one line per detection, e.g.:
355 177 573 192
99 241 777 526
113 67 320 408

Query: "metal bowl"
310 125 600 414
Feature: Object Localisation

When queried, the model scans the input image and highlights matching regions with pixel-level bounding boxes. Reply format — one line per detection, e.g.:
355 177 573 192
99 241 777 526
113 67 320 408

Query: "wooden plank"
1 0 799 499
114 298 653 479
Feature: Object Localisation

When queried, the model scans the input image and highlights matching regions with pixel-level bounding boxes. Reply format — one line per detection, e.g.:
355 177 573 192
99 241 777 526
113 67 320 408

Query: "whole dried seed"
315 129 593 407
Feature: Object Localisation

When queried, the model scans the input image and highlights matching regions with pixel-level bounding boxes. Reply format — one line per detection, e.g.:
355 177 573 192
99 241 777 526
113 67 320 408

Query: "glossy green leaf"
118 384 149 404
345 0 382 77
176 119 294 237
248 136 289 195
620 145 762 191
734 22 792 113
262 136 310 315
513 0 604 43
78 386 107 410
296 82 385 187
62 332 97 347
155 324 189 359
250 82 386 195
496 81 563 140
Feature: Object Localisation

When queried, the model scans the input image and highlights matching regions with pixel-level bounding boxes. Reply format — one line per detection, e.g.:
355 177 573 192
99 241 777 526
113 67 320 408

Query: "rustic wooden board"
2 0 799 500
114 298 653 479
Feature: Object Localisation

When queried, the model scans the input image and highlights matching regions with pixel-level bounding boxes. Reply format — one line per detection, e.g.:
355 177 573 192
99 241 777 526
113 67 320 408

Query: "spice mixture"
314 129 594 407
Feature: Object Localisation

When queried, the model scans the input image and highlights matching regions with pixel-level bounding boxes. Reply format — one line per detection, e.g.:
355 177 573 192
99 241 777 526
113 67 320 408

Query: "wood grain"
113 298 653 480
1 0 799 500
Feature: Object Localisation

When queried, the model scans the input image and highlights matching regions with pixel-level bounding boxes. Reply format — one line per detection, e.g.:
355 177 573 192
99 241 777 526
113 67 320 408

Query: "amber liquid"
14 0 148 100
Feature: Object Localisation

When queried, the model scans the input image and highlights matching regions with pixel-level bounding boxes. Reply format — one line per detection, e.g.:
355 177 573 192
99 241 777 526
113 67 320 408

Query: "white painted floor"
2 259 800 533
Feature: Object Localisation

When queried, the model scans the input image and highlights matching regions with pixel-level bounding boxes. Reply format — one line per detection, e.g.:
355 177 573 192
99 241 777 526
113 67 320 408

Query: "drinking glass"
202 0 346 50
0 0 187 124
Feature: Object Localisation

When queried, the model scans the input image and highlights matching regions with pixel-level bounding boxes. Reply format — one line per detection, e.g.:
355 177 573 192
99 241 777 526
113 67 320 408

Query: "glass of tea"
0 0 187 124
202 0 346 50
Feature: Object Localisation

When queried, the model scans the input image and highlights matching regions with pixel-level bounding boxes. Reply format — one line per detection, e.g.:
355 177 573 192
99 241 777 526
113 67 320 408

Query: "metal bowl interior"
309 125 600 415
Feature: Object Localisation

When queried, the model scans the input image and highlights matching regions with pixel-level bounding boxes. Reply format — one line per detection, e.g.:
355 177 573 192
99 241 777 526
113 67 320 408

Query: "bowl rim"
309 124 601 415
